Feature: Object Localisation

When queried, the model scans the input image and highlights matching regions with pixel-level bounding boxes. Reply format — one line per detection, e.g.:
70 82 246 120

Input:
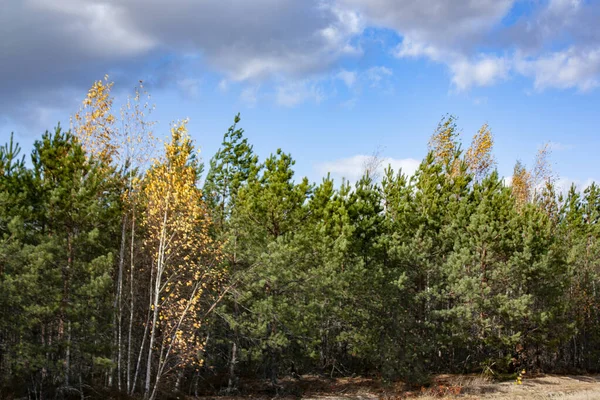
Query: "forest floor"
193 374 600 400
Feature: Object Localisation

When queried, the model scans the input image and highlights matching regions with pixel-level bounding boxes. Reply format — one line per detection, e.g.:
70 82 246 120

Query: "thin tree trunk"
132 227 155 395
66 322 71 387
144 269 161 399
150 282 201 400
228 297 240 393
174 371 182 392
64 232 73 387
131 307 150 395
114 215 127 390
78 372 85 400
127 211 136 393
228 341 238 392
144 204 169 399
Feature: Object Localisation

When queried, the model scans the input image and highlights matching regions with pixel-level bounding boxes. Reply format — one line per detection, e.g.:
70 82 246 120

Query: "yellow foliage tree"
142 121 222 400
512 160 532 208
511 143 555 210
428 115 461 175
73 78 158 392
119 81 157 395
72 75 117 166
465 123 495 180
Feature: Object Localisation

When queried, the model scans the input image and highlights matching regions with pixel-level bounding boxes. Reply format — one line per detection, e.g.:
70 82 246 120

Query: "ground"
195 375 600 400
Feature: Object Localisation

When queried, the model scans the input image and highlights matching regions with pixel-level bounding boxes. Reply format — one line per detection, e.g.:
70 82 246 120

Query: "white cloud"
393 37 443 60
337 0 515 46
393 37 510 91
1 0 365 123
450 55 510 91
340 0 600 92
317 154 420 183
365 66 393 87
3 0 600 127
26 0 156 57
336 69 358 88
275 81 325 107
205 1 362 82
555 176 596 194
515 47 600 91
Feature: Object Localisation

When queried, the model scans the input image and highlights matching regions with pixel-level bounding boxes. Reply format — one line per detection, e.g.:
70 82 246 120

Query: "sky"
1 0 599 189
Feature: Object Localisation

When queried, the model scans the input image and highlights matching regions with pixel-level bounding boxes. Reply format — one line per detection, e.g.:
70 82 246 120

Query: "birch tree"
465 123 495 181
428 114 461 175
73 77 157 391
143 121 222 400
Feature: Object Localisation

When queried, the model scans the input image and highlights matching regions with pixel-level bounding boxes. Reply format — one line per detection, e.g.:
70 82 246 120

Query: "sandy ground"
440 375 600 400
304 375 600 400
197 375 600 400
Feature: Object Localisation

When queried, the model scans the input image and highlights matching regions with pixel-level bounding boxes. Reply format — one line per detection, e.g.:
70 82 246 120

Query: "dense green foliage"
1 113 600 399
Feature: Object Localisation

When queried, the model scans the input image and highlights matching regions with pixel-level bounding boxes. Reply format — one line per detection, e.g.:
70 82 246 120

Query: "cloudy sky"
2 0 599 187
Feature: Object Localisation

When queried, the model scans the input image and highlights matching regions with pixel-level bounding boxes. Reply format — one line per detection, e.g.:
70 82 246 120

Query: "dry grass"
196 374 600 400
407 375 600 400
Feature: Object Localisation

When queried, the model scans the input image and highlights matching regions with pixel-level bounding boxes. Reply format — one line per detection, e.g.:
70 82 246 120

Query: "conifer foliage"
1 80 600 398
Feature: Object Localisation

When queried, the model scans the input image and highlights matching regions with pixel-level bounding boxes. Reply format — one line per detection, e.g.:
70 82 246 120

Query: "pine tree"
204 114 258 229
228 149 312 383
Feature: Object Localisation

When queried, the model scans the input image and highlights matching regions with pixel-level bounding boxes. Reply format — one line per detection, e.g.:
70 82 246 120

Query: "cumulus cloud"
450 55 510 90
1 0 363 125
394 37 510 91
340 0 600 92
515 47 600 91
2 0 600 128
394 37 442 60
555 176 596 194
338 0 515 48
317 154 420 183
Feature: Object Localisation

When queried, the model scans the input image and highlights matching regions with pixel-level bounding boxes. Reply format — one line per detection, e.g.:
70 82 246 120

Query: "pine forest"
2 78 600 399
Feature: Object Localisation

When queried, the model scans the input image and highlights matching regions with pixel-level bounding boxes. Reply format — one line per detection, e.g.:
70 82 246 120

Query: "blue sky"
1 0 599 189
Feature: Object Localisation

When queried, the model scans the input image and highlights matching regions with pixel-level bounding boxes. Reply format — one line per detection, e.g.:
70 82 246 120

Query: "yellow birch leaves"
511 143 555 208
512 160 532 207
428 115 495 180
429 115 460 171
465 123 495 180
73 75 117 165
144 121 222 368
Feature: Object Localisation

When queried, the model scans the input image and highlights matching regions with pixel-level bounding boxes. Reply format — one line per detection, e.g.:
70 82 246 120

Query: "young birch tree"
72 76 121 388
119 83 157 395
512 160 532 208
143 121 222 400
72 75 117 166
511 143 555 210
428 115 461 176
465 123 495 181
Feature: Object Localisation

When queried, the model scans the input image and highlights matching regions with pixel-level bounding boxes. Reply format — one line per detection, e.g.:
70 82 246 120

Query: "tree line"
1 78 599 399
